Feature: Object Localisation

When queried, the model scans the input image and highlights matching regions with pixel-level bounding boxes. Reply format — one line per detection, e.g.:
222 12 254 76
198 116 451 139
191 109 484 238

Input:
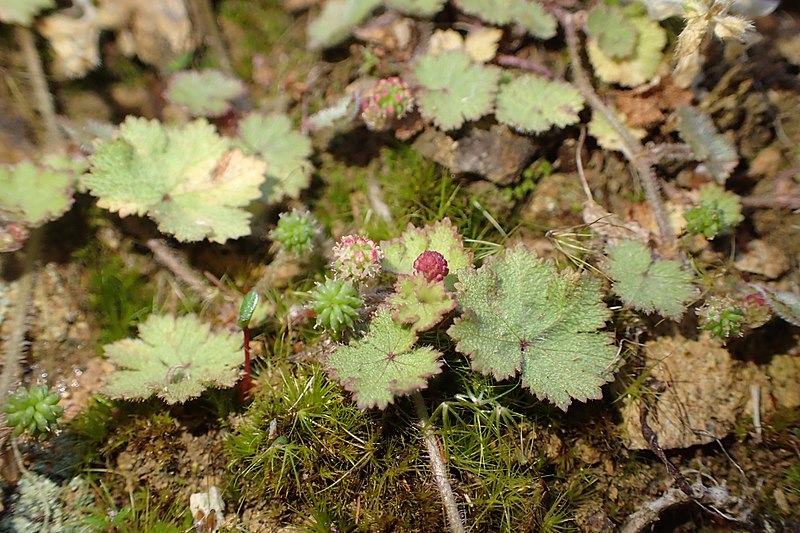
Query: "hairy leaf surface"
326 309 442 409
85 117 266 243
448 245 616 410
103 314 242 404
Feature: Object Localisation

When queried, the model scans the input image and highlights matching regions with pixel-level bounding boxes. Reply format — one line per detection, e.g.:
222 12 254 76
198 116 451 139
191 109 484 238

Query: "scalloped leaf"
447 245 616 411
606 240 695 320
385 0 446 16
413 50 500 130
676 105 738 184
381 218 473 276
496 75 585 134
389 274 456 332
307 0 381 49
84 117 266 243
454 0 556 39
165 69 245 117
448 245 616 411
235 113 313 202
326 309 443 409
586 15 666 87
586 5 638 59
103 314 242 404
0 158 77 226
0 0 54 25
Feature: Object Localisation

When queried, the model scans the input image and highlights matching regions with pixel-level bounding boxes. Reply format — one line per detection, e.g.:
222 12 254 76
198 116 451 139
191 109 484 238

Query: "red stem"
241 326 251 400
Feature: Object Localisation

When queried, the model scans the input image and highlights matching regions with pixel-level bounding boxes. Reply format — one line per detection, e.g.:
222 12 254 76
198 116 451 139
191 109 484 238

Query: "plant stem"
187 0 235 77
241 326 251 400
555 9 675 245
0 228 42 444
15 25 62 149
412 391 465 533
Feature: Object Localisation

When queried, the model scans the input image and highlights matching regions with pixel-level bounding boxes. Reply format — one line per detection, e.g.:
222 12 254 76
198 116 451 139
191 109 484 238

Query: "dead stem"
554 9 676 245
0 228 41 438
412 391 465 533
495 54 555 79
15 25 62 149
146 238 215 300
187 0 235 77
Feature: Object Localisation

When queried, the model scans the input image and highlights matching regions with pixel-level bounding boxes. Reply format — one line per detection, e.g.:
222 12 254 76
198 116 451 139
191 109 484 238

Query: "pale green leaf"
606 241 695 319
455 0 556 39
413 50 500 130
166 69 245 117
326 309 443 409
496 75 584 134
385 0 446 16
586 5 638 59
0 159 75 226
235 113 313 202
85 117 266 243
586 15 666 87
447 245 616 411
389 274 456 332
381 218 473 276
676 105 738 184
307 0 381 49
0 0 54 25
103 314 242 404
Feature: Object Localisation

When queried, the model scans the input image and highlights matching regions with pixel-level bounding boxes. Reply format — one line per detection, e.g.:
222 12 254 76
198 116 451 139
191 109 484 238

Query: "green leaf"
0 159 75 226
586 5 638 59
606 240 695 319
165 69 245 117
389 274 456 332
307 0 381 49
495 75 585 134
235 113 313 202
413 50 500 130
326 309 442 409
0 0 54 25
676 105 738 184
381 218 473 276
237 289 259 329
684 184 742 238
103 314 242 404
447 245 616 411
84 117 266 243
586 15 666 87
454 0 556 39
385 0 445 16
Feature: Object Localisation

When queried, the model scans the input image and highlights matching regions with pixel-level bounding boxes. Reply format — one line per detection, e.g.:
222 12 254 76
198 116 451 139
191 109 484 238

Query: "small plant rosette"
4 385 63 439
308 277 363 332
696 296 745 339
270 209 319 255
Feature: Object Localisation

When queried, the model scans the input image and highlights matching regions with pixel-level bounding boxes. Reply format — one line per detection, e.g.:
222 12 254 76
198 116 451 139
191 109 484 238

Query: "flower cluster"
413 250 449 283
361 77 414 131
697 296 745 339
332 234 383 281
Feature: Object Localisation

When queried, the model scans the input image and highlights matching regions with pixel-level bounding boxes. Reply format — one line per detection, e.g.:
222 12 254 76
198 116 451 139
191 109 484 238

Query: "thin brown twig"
146 239 215 300
553 8 675 245
412 391 465 533
15 25 63 149
495 54 554 79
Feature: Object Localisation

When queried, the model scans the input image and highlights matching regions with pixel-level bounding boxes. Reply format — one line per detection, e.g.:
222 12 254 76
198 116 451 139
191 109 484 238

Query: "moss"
78 243 153 345
226 363 443 529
